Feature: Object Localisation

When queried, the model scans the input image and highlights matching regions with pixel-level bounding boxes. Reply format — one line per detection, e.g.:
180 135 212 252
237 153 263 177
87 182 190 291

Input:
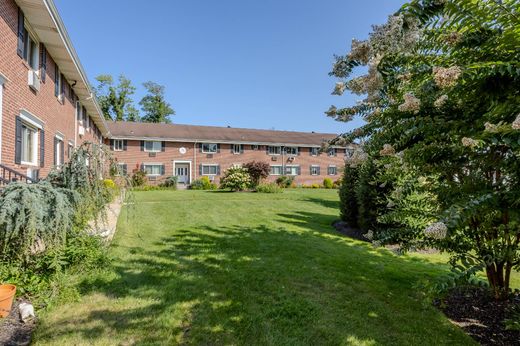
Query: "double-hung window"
328 165 337 176
202 164 219 175
54 66 62 99
285 165 300 176
310 165 320 176
284 146 298 156
21 123 37 165
310 147 319 156
270 165 283 175
232 144 242 154
24 30 39 70
116 163 128 176
143 164 163 176
328 148 337 157
113 139 124 151
202 143 218 153
54 135 64 167
144 141 162 153
267 146 281 155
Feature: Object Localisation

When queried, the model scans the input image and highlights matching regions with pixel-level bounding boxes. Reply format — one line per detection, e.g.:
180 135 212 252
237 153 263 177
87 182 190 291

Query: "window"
310 147 319 156
68 141 74 159
24 31 39 70
54 136 64 167
21 123 37 165
142 164 163 176
116 163 128 176
328 166 337 176
285 165 300 176
270 165 283 175
310 165 320 176
284 146 298 156
267 146 281 155
251 145 259 150
232 144 242 154
113 139 124 151
144 141 162 152
54 66 62 98
202 164 219 175
328 148 337 157
202 143 218 153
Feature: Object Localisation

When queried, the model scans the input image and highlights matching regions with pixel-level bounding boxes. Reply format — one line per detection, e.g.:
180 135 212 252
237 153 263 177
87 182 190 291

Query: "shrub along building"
0 0 107 184
107 121 348 186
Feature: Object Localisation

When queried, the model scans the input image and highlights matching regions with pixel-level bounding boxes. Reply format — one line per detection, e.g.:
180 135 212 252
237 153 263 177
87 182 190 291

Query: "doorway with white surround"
173 161 191 185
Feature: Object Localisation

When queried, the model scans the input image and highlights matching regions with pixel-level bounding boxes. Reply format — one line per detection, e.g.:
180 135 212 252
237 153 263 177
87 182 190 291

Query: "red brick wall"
0 0 101 178
110 140 345 186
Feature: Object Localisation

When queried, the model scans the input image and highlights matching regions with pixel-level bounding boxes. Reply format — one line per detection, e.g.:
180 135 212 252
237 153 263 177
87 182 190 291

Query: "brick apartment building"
107 121 348 186
0 0 107 181
0 0 346 186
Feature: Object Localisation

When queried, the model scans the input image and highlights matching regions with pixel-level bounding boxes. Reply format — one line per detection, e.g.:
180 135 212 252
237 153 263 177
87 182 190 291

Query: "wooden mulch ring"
0 299 36 346
436 286 520 345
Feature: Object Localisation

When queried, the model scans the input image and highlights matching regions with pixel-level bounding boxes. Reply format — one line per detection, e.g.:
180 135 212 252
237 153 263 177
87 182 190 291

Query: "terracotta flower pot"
0 284 16 318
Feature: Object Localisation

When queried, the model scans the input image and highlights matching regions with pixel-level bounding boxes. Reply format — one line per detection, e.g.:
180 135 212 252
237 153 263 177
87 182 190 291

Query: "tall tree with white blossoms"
328 0 520 299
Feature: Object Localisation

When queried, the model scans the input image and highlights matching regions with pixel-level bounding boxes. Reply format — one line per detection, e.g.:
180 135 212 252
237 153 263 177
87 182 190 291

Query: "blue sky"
54 0 405 134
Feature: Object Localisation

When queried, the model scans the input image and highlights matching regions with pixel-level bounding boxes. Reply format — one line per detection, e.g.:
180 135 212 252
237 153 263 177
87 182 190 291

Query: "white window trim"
202 143 218 154
232 144 242 154
142 163 163 176
20 109 44 130
328 165 337 176
311 165 320 176
270 165 283 176
201 163 219 176
268 146 282 156
285 146 298 156
55 135 63 166
24 23 40 71
20 123 38 166
144 140 162 153
310 147 319 156
116 162 127 176
113 139 124 151
328 148 337 157
285 165 300 176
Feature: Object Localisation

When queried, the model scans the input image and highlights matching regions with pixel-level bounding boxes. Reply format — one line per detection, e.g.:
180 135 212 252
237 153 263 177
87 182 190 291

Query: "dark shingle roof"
107 122 339 147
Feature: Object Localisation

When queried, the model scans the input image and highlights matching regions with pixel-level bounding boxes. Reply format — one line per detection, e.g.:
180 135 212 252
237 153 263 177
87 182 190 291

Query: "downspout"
193 141 197 181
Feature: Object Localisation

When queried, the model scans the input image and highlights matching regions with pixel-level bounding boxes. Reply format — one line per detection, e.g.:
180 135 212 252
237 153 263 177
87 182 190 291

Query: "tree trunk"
486 263 510 300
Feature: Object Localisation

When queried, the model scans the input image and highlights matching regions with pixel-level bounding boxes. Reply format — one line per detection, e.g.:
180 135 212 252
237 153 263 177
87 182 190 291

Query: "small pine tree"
355 158 379 232
339 166 359 227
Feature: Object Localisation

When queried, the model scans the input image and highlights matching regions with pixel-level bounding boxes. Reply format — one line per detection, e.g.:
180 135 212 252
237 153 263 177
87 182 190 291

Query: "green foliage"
256 183 283 193
139 81 175 123
94 74 139 121
190 176 217 190
131 171 147 187
243 161 270 187
339 166 359 227
329 0 520 298
355 158 383 233
323 178 334 189
220 167 251 191
160 176 178 189
275 176 294 188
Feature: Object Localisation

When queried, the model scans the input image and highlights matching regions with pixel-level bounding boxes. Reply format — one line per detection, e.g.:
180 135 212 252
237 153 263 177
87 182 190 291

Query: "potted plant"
0 284 16 318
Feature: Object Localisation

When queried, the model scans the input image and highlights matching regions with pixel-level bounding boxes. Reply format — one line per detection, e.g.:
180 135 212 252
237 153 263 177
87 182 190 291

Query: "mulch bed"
332 220 370 242
0 299 36 346
436 287 520 345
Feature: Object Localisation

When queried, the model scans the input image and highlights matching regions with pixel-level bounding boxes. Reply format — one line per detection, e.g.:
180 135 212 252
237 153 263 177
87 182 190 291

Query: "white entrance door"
175 163 190 184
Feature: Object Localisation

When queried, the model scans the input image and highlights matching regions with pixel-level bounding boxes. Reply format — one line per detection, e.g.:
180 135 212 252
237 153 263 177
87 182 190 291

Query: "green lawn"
34 189 476 345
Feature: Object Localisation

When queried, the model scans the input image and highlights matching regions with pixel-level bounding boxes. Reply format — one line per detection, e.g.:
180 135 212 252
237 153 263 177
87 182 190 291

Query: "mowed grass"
33 190 475 345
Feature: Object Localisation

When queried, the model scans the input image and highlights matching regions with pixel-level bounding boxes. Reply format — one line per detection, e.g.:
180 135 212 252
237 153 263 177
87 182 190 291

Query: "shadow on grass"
35 211 470 345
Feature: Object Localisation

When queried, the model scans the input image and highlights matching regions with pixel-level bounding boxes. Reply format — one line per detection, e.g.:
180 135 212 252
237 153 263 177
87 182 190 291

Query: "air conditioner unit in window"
287 157 295 162
271 156 278 161
148 152 156 157
28 70 40 91
78 125 85 136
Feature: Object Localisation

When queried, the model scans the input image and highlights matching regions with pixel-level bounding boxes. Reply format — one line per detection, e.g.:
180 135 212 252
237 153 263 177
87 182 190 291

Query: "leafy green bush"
339 166 359 227
220 167 251 191
323 178 334 189
131 170 147 187
160 176 178 189
256 183 282 193
311 184 321 189
355 158 381 233
190 176 216 190
275 176 294 188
